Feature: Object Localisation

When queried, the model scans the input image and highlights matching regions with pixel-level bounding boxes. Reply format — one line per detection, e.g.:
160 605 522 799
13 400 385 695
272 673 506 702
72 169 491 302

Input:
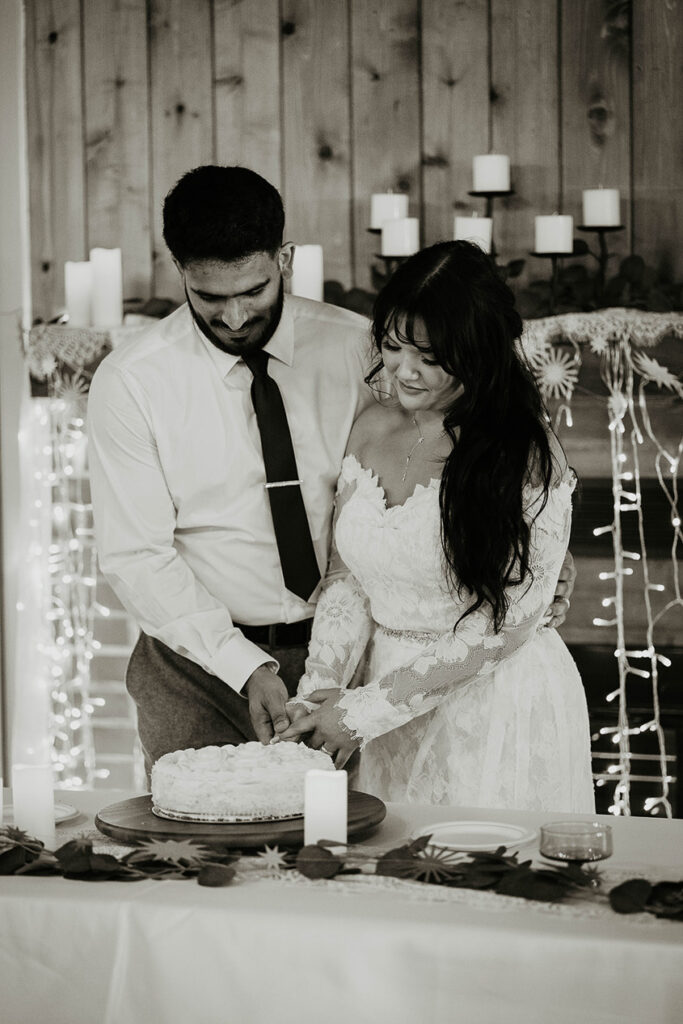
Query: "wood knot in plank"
442 76 458 89
216 74 244 89
489 86 500 103
318 143 334 161
588 100 610 144
48 31 58 44
281 21 296 36
41 261 51 273
422 153 449 168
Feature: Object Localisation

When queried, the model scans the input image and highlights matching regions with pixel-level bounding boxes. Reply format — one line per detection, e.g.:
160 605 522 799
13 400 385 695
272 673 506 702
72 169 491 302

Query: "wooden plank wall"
25 0 682 320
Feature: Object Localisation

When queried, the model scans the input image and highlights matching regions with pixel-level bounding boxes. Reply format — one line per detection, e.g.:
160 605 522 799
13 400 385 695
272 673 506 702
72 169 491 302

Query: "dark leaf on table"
608 878 653 914
296 844 344 879
375 846 421 879
495 866 569 902
646 881 683 920
404 834 432 856
14 851 61 876
56 841 143 881
0 846 35 874
197 864 237 887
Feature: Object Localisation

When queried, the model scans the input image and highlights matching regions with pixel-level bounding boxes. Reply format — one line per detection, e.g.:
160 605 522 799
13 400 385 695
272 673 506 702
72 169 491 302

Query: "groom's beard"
186 279 285 357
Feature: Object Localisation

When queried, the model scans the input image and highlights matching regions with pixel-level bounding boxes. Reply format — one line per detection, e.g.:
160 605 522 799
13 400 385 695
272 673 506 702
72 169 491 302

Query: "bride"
279 240 595 812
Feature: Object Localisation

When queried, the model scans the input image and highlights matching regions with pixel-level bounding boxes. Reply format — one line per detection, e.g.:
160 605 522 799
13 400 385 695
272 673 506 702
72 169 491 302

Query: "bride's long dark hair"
367 240 556 632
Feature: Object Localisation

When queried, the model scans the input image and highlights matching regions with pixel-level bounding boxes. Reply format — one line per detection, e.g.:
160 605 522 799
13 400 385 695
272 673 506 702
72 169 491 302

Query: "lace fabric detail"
332 456 575 742
374 622 442 644
520 308 683 357
296 452 594 812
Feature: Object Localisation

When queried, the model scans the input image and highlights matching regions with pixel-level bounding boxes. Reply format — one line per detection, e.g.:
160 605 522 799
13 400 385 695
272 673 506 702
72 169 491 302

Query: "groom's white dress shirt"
87 294 371 692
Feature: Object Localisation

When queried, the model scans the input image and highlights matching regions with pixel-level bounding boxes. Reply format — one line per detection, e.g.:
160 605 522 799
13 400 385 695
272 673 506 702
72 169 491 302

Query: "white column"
0 0 32 779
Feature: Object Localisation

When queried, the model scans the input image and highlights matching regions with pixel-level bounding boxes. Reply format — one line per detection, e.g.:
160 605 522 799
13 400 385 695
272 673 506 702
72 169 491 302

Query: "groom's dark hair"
163 165 285 266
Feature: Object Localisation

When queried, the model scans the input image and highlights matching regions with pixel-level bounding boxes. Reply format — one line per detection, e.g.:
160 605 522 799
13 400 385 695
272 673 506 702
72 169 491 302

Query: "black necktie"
243 349 320 602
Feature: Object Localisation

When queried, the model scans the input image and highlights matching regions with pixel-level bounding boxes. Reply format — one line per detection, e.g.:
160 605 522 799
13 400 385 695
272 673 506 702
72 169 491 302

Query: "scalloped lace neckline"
344 453 439 511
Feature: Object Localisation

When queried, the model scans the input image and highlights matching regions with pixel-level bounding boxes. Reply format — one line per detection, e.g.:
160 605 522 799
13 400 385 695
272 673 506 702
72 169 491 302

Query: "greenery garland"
1 825 681 919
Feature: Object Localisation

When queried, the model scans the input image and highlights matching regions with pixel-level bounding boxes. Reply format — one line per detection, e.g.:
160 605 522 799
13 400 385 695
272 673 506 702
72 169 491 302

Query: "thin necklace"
401 416 425 483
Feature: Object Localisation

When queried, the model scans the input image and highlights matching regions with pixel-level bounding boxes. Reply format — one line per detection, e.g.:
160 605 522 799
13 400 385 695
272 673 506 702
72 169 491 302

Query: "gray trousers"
126 632 308 777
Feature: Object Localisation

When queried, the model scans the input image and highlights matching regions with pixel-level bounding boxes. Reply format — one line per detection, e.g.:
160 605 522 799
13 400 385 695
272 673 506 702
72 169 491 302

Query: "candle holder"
374 253 411 272
577 225 625 302
371 253 411 290
367 231 412 289
529 251 569 315
467 189 514 261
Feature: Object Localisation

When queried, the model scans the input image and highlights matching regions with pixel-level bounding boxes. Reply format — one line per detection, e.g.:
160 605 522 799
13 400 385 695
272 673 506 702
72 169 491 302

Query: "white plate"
2 802 80 826
412 820 537 853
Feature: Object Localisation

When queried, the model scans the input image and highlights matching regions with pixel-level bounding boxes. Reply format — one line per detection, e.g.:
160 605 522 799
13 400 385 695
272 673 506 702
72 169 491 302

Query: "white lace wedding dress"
296 454 595 813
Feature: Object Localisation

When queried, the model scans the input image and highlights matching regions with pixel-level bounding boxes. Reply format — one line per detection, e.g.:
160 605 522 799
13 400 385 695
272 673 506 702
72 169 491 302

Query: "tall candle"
290 244 324 302
304 769 347 845
535 214 574 254
472 154 510 192
381 218 420 257
582 188 620 227
11 763 55 849
90 247 123 327
454 214 493 254
64 261 93 327
370 192 409 229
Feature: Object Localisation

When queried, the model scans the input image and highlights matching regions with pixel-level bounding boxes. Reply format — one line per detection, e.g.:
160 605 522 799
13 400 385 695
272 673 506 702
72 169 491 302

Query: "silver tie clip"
264 479 303 489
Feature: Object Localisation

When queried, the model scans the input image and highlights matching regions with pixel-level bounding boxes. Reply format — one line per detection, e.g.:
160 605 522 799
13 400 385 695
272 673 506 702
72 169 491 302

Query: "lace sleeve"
294 463 373 702
335 472 576 747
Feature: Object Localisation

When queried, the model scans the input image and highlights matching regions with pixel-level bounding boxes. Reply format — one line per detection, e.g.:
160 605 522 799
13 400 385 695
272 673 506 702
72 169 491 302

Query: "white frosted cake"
151 741 335 822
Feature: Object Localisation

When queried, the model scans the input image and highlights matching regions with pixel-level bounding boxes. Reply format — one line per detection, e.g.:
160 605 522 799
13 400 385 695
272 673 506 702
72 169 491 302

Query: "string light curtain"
522 309 683 817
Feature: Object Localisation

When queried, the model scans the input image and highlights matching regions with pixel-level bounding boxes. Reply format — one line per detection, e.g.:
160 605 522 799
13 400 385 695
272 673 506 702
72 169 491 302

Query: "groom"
88 164 576 774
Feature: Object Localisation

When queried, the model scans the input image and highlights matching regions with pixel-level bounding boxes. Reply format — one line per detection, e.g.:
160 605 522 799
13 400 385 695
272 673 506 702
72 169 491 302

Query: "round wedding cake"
151 741 335 822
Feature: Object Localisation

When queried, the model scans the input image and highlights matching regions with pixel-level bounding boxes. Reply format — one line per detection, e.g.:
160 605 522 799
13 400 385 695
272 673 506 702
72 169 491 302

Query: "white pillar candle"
472 154 510 192
454 214 493 254
64 261 93 327
381 217 420 257
534 214 574 254
304 769 347 845
290 244 324 302
90 247 123 327
11 763 55 849
370 192 409 229
582 188 620 227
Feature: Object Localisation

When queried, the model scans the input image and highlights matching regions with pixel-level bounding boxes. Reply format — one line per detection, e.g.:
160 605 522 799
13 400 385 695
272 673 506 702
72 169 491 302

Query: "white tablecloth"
1 791 682 1024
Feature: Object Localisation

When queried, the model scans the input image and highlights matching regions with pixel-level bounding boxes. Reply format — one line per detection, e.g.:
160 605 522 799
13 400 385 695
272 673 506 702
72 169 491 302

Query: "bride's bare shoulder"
347 398 400 458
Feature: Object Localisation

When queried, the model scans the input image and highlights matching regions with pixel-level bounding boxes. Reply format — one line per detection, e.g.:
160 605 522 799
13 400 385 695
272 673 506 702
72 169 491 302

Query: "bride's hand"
544 550 576 629
284 700 312 725
278 689 359 768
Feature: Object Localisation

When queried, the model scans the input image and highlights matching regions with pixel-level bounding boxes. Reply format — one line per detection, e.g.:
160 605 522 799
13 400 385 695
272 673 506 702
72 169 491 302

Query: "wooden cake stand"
95 791 386 849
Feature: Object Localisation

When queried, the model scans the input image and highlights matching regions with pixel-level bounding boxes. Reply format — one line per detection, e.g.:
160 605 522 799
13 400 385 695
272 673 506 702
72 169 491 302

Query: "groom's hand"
244 665 290 744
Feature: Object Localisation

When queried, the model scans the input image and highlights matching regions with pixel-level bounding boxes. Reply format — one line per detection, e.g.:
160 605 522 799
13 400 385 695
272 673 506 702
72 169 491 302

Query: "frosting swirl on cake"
151 741 335 822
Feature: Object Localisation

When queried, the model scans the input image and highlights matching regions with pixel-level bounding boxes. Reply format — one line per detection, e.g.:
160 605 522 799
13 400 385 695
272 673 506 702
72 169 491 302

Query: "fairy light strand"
523 310 683 817
21 361 108 788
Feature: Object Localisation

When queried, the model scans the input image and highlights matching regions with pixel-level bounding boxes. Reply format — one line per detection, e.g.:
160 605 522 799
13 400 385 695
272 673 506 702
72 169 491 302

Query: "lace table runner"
53 820 677 929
